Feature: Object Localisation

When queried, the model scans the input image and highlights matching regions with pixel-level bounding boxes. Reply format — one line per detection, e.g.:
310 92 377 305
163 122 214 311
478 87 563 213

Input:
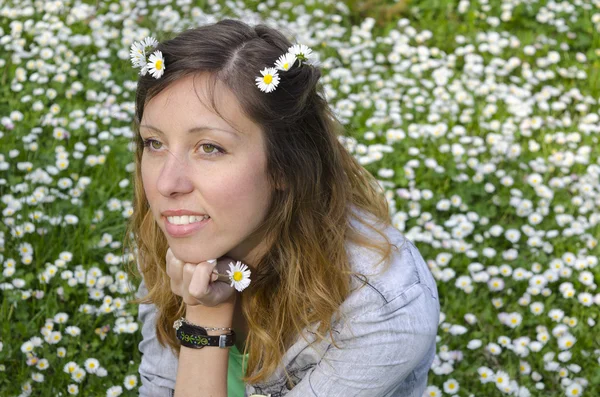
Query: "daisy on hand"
210 259 252 291
226 261 252 292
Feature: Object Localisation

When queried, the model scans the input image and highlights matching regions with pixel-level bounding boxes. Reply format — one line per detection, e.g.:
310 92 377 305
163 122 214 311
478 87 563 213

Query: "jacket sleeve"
284 281 440 397
137 277 179 397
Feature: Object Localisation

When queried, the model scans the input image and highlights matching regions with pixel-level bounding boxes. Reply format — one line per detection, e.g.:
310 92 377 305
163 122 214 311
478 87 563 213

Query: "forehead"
141 73 260 137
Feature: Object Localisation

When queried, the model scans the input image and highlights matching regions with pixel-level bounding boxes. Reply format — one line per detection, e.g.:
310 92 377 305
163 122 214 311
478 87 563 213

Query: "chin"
168 245 217 265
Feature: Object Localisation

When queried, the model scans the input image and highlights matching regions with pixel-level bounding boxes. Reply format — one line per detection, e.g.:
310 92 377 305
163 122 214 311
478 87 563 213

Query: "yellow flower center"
264 75 272 84
156 60 163 70
283 62 289 69
233 271 243 282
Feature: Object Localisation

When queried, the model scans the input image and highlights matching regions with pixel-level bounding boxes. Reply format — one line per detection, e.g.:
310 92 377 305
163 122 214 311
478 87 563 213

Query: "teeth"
167 215 210 225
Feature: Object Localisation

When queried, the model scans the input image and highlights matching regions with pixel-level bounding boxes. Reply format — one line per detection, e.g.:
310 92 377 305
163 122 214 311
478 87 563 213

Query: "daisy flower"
226 261 251 292
63 362 78 374
130 37 158 67
107 386 123 397
287 44 317 66
67 384 79 395
274 52 297 71
146 50 166 79
123 374 138 390
141 36 158 49
71 368 86 383
129 41 146 68
255 67 280 93
84 358 100 374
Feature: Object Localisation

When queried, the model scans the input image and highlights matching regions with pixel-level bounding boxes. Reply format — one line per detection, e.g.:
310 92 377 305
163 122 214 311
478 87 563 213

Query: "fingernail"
207 259 217 264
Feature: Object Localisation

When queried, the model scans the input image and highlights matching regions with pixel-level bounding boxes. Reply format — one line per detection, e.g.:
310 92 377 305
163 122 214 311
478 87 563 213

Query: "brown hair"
123 18 400 387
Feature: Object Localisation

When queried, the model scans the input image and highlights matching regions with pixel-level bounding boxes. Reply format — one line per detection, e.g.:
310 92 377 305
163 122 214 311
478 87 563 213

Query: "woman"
125 18 440 397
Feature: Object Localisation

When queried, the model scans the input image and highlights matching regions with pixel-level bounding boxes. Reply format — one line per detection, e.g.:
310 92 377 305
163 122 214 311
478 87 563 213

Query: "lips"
162 209 207 217
163 215 211 237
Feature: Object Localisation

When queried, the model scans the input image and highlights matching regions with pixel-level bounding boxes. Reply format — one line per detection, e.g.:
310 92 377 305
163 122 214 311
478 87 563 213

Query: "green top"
228 344 248 397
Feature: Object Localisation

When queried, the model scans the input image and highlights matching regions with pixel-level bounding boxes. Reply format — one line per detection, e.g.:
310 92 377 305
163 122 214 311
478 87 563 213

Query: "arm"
285 282 440 397
174 294 236 397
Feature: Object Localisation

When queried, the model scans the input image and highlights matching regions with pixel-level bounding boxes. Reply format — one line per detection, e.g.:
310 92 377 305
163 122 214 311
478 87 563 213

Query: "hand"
165 247 237 307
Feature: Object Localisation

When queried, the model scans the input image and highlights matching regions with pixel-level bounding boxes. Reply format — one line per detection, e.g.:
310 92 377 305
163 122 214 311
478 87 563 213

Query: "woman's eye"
197 144 225 157
142 138 224 158
200 144 217 154
142 138 162 151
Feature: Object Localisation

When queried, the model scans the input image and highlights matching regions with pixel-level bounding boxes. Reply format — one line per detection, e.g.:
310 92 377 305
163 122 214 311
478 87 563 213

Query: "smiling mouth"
164 214 210 225
163 215 211 238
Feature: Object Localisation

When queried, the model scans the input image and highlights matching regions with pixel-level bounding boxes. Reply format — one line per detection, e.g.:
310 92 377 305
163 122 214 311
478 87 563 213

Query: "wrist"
185 298 235 329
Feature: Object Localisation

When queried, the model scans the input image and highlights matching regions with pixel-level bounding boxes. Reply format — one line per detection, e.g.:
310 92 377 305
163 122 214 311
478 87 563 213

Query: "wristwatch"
174 318 236 349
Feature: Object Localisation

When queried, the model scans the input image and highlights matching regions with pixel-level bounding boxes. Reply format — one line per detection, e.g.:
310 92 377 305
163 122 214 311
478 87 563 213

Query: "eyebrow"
139 124 241 139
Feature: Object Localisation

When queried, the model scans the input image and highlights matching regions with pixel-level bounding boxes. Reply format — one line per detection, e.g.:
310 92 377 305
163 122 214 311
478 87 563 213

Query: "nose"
156 150 194 198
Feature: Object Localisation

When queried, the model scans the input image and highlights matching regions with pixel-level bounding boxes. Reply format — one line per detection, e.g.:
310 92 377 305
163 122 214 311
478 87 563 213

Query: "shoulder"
341 206 439 321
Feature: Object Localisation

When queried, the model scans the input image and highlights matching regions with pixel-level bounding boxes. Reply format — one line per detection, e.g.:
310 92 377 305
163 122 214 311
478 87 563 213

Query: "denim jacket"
137 211 440 397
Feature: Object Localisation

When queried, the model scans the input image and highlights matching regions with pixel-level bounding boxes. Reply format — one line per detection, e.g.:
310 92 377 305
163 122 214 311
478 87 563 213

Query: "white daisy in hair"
139 63 150 76
147 50 166 79
274 52 297 72
287 44 318 66
129 41 146 68
141 36 158 49
255 67 280 93
226 261 252 292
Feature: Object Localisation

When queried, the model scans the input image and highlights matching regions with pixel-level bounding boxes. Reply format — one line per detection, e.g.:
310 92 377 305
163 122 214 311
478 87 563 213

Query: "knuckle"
183 263 195 277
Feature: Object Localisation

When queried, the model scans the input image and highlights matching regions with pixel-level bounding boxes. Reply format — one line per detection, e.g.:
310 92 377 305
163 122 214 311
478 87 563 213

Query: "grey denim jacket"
137 212 440 397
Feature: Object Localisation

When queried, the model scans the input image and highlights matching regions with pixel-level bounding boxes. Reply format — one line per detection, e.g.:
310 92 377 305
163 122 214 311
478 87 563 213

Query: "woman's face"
140 73 273 267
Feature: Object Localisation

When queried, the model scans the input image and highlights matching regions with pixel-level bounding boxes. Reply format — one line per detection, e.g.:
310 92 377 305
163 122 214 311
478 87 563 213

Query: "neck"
232 294 248 353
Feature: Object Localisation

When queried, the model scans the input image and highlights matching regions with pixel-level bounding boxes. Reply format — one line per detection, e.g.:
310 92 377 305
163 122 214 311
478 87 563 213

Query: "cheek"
140 158 158 208
207 158 272 214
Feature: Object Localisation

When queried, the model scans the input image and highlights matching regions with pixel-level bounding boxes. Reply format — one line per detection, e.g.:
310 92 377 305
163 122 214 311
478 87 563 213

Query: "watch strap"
175 319 236 349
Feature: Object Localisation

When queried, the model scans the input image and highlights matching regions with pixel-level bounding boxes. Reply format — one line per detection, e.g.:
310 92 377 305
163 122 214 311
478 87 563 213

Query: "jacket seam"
406 241 438 301
350 240 415 306
351 273 389 304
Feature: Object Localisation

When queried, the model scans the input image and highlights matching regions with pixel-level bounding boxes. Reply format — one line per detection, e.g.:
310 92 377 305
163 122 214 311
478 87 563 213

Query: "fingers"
184 260 218 301
165 247 184 284
165 248 238 307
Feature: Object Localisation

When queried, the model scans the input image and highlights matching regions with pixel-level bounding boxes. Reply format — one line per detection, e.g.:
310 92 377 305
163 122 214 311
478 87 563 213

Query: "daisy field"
0 0 599 396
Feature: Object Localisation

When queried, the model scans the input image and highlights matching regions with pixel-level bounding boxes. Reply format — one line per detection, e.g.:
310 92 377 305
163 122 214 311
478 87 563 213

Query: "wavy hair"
123 18 400 387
